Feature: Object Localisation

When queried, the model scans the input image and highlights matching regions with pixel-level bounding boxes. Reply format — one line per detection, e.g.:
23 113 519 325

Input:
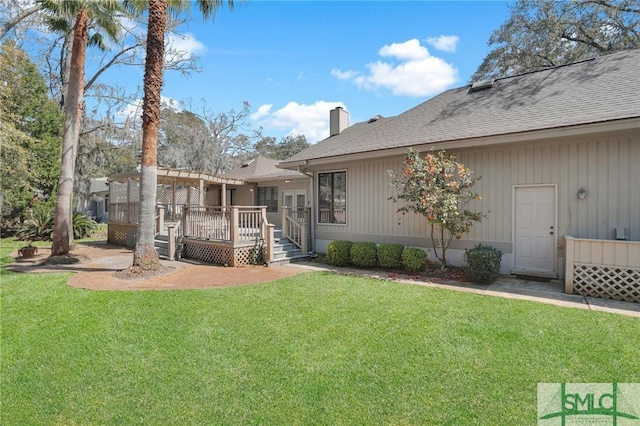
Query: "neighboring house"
279 50 640 283
223 155 311 229
82 177 109 222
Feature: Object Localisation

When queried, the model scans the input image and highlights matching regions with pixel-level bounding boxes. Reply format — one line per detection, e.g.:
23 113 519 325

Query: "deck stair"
269 229 310 265
154 221 182 260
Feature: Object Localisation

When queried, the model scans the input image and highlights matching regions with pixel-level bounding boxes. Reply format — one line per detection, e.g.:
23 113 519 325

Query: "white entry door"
513 185 556 276
283 190 306 209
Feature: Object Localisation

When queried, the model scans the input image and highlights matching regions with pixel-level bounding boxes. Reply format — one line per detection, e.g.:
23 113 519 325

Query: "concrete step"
273 241 299 253
269 254 310 266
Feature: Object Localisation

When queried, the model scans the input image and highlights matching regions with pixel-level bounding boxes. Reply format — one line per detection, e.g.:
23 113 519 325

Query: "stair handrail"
282 207 308 255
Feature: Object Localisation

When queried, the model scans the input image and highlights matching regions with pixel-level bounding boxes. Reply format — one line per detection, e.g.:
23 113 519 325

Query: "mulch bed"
385 266 467 283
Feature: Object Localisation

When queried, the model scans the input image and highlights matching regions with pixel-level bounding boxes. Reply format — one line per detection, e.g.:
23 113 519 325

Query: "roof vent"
368 114 383 123
469 78 495 92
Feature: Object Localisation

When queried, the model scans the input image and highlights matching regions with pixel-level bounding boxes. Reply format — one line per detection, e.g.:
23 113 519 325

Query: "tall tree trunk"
133 0 167 267
51 9 87 256
59 30 74 113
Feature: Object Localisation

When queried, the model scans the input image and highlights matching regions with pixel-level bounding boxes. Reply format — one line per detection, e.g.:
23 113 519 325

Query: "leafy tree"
389 149 486 268
255 134 310 160
43 0 123 256
159 101 262 174
132 0 234 269
0 39 62 230
473 0 640 80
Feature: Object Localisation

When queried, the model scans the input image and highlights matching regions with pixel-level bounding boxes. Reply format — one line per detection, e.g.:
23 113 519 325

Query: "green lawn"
1 238 639 424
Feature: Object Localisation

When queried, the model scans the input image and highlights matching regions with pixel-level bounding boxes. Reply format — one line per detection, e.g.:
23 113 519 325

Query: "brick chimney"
329 106 349 136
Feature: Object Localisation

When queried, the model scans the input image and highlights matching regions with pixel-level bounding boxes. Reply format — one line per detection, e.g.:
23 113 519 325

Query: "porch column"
172 179 177 221
230 206 239 243
221 183 227 208
199 179 204 207
186 182 192 208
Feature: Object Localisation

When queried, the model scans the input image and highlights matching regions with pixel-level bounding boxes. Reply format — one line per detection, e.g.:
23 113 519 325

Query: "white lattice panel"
573 264 640 303
108 224 137 248
205 189 219 205
184 240 265 266
110 182 129 203
185 240 233 265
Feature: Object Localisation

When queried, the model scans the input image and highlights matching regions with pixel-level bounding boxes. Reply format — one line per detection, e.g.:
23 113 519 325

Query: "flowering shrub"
389 149 486 268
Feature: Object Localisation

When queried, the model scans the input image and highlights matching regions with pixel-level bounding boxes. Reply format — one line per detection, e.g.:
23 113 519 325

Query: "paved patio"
6 242 640 317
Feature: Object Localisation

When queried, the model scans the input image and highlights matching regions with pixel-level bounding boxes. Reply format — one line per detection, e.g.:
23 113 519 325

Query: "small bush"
327 240 353 266
463 244 503 284
377 243 404 269
350 242 378 268
402 247 426 272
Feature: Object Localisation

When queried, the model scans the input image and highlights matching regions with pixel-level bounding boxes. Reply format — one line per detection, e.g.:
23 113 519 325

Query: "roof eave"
296 117 640 167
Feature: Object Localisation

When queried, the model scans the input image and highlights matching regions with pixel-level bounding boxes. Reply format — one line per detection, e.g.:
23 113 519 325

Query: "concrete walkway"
6 242 640 317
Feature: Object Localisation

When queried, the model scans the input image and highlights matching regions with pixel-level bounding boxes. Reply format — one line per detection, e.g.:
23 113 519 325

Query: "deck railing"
109 202 139 224
282 207 310 255
183 206 273 245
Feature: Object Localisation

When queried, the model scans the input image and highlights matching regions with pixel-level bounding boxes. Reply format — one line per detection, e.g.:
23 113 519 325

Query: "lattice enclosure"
573 264 640 303
108 224 137 248
205 189 219 205
184 239 265 266
157 186 199 205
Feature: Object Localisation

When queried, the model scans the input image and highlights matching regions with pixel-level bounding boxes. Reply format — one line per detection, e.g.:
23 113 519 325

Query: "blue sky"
113 1 513 143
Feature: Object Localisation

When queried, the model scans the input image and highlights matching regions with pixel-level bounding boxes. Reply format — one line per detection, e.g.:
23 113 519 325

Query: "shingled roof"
281 50 640 165
224 155 306 181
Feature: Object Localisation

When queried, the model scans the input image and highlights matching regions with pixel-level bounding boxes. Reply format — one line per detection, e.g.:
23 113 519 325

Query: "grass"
2 238 639 424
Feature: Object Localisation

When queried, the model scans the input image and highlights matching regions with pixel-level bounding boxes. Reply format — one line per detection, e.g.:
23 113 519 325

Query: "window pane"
257 187 278 212
318 172 346 224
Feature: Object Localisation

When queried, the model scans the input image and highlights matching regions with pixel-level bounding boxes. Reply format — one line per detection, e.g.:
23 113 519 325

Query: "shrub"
402 247 426 272
463 244 503 284
327 240 352 266
350 242 378 268
377 243 404 269
73 213 97 239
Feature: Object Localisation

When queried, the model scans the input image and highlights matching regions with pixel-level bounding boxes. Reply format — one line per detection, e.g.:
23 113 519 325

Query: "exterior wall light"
577 187 587 200
284 179 291 183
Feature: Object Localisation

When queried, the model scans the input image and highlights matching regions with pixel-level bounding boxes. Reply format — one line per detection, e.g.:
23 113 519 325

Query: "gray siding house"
279 50 640 285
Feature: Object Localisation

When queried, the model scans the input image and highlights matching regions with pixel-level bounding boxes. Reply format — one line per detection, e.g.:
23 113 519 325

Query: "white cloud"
425 35 459 53
251 101 347 143
166 33 206 56
379 39 429 61
332 39 458 97
331 68 359 80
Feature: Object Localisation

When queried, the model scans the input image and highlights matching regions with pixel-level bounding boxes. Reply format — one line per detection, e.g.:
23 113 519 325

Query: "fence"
564 235 640 303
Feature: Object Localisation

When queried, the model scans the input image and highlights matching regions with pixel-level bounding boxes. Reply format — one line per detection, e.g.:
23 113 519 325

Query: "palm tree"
133 0 233 267
44 0 123 256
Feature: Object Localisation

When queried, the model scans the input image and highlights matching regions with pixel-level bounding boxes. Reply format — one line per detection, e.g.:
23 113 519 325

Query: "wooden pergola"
107 167 245 222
